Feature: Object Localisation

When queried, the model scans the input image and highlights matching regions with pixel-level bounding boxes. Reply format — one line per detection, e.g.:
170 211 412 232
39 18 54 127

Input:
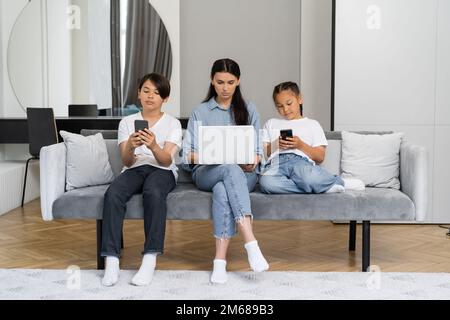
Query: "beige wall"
180 0 302 125
300 0 333 131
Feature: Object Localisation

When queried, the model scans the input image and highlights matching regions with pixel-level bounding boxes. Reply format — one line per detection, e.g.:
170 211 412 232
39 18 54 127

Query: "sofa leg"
349 220 356 251
362 221 370 272
96 220 105 270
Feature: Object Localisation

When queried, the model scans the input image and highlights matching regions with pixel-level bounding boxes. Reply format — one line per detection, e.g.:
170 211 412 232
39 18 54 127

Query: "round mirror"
7 0 172 116
7 0 44 113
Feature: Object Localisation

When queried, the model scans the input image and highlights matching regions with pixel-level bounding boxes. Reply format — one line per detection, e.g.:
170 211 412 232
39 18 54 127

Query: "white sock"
342 177 365 191
244 241 269 272
325 183 345 193
131 253 157 286
210 259 227 284
102 256 120 287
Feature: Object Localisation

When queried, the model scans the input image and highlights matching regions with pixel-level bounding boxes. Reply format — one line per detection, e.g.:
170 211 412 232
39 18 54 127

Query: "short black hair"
138 73 171 99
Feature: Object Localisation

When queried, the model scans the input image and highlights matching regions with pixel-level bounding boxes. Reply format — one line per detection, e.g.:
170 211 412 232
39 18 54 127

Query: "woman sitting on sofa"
182 58 269 284
101 73 182 287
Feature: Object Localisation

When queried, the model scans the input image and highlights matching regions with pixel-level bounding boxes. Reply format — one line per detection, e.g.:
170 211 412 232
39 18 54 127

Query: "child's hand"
138 129 157 151
128 132 144 150
279 136 304 151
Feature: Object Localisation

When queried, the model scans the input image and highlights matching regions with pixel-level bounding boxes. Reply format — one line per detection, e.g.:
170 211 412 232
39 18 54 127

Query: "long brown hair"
203 58 249 125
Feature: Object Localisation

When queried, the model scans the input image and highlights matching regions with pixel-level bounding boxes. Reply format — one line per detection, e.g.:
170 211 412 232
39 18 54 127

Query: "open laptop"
198 126 255 164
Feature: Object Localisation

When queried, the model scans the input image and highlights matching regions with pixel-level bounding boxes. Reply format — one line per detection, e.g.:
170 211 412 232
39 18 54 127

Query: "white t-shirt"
262 117 328 164
118 112 182 179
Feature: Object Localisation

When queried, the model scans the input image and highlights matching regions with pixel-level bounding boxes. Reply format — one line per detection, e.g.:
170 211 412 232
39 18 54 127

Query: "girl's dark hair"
138 73 171 99
273 81 303 116
203 58 249 125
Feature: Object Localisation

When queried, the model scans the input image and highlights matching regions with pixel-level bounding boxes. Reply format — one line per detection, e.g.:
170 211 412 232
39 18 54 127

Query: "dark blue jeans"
101 165 176 258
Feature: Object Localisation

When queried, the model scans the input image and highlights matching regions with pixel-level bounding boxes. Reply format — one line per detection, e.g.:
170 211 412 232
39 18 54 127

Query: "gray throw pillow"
341 131 404 189
60 130 115 191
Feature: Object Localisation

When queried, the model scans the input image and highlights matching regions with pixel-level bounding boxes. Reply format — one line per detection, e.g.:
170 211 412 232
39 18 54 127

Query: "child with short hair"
101 73 182 287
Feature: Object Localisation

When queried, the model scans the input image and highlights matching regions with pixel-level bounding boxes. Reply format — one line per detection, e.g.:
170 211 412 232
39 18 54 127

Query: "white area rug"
1 269 450 300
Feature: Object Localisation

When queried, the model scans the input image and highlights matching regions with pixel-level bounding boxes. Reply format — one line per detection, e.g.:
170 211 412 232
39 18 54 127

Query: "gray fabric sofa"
39 130 428 271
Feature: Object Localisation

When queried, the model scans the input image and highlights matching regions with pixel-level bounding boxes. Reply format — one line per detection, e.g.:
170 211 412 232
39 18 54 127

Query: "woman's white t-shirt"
262 117 328 164
118 112 182 180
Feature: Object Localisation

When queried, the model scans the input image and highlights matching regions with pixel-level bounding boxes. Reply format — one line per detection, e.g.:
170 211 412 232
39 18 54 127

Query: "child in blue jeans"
259 81 356 194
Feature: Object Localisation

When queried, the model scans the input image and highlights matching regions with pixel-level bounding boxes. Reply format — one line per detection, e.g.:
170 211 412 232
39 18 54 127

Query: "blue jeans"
192 164 257 239
259 153 344 194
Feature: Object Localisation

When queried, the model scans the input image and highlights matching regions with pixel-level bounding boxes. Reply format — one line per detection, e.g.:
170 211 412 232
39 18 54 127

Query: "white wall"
0 0 3 161
70 0 89 104
87 0 112 111
0 0 46 207
3 0 71 117
300 0 332 131
432 0 450 223
0 0 3 118
334 0 450 223
46 0 71 116
1 0 30 160
1 0 32 117
180 0 301 125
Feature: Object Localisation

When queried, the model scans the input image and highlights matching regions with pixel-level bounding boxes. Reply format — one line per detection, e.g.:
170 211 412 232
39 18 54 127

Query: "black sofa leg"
362 221 370 272
96 220 105 270
349 220 356 251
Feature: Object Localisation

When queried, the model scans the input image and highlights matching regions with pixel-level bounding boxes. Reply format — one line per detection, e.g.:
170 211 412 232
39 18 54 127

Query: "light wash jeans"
192 164 257 239
259 153 344 194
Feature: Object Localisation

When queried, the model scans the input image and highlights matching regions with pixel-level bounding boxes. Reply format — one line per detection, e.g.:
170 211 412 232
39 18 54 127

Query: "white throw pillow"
341 131 404 189
60 130 115 191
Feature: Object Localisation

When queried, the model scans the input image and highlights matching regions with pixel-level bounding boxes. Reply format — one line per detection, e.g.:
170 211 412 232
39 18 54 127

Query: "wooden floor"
1 199 450 272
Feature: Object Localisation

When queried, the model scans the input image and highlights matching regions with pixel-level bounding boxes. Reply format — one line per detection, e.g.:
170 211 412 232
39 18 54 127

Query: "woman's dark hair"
203 58 249 125
138 73 171 99
273 81 303 116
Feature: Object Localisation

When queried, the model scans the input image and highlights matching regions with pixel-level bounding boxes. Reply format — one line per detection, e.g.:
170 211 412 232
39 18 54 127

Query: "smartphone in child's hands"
135 120 149 133
280 129 293 140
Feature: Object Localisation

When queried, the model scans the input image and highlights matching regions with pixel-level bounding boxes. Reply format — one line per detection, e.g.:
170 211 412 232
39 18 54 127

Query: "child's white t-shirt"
262 117 328 164
118 112 182 179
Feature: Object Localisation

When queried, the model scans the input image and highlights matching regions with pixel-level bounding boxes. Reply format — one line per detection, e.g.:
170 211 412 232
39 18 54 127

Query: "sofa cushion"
53 185 108 219
60 131 115 190
52 184 211 220
104 139 124 177
250 186 414 220
341 131 404 189
319 140 341 176
52 184 414 221
176 166 194 184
